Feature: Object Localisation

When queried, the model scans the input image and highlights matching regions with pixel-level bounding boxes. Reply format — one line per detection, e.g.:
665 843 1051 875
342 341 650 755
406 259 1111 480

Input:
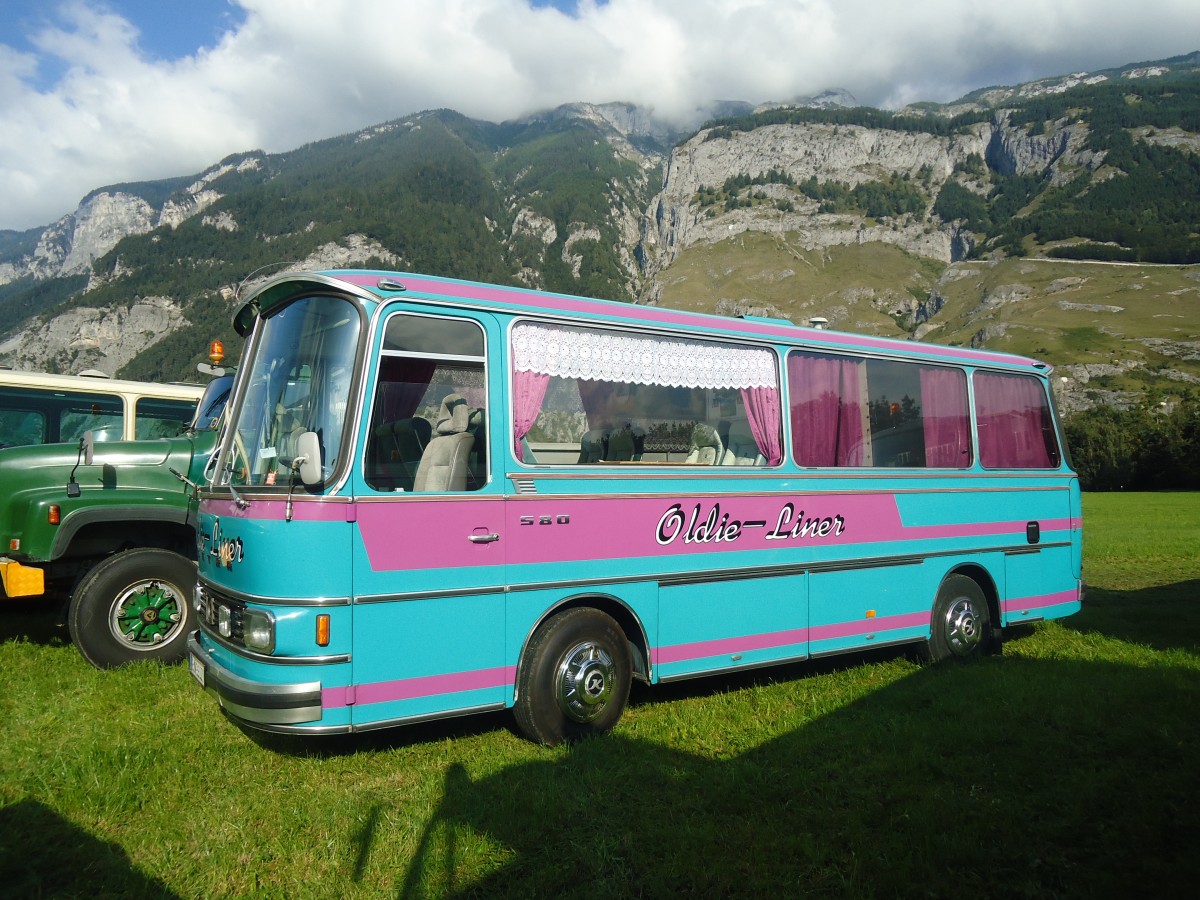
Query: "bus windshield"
220 295 360 487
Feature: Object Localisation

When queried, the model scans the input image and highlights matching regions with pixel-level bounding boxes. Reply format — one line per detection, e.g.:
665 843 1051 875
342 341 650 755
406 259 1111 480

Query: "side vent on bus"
512 478 537 494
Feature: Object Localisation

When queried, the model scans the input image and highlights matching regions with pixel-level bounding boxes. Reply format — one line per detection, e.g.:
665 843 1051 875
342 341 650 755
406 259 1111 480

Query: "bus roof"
242 269 1051 375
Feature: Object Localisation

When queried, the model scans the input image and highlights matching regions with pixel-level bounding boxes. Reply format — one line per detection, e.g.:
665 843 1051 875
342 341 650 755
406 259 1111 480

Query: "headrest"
435 394 470 435
691 422 722 449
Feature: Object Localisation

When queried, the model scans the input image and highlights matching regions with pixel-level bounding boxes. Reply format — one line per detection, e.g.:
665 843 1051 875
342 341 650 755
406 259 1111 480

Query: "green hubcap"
111 581 183 649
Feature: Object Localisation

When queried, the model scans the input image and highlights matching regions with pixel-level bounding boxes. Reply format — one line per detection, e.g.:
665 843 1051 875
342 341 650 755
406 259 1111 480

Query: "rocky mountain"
1 53 1198 413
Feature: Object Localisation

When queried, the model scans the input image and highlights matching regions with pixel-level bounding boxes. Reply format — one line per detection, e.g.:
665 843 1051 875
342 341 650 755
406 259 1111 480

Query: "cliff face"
0 153 265 287
0 297 187 373
635 113 1105 301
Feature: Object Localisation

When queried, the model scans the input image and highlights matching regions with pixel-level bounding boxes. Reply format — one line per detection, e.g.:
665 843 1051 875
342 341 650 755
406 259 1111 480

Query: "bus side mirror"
296 431 322 486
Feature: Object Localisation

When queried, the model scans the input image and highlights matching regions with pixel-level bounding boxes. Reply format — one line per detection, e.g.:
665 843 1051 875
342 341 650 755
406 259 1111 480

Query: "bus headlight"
243 608 276 653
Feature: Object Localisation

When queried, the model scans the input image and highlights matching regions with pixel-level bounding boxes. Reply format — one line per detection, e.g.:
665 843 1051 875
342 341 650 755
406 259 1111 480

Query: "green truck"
0 374 232 667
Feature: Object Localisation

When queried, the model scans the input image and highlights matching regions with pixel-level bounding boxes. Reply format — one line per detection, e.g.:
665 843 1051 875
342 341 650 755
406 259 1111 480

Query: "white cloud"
1 0 1197 231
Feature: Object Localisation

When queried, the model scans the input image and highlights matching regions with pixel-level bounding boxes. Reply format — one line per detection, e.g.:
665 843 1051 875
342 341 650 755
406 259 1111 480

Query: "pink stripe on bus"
809 610 930 642
323 665 517 709
1002 588 1079 614
652 627 809 665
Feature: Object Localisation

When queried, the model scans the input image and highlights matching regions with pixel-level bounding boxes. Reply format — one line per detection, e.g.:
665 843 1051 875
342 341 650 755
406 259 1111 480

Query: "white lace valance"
511 322 777 390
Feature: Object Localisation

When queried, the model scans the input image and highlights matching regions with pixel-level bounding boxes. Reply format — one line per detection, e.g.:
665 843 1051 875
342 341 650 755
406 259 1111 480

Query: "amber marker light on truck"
48 505 61 525
316 614 331 647
209 340 225 365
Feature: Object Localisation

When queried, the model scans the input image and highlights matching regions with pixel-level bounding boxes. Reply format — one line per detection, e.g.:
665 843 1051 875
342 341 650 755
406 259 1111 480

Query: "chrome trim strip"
503 474 1074 488
197 575 351 608
195 622 351 665
657 651 810 683
354 584 505 604
809 635 924 658
351 541 1072 603
238 722 352 736
349 701 508 733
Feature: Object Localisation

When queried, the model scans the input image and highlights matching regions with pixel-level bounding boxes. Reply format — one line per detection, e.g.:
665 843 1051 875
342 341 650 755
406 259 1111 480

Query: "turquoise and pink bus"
187 269 1082 744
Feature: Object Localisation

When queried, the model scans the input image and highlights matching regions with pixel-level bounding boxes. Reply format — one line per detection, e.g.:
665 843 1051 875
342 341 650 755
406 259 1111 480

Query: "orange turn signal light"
316 614 330 647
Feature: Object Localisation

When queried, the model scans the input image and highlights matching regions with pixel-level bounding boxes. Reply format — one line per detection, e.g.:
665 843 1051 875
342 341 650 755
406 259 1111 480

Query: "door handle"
468 532 500 544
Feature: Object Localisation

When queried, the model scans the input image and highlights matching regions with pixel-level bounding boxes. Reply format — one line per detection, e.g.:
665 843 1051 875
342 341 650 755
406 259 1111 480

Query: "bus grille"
196 587 245 646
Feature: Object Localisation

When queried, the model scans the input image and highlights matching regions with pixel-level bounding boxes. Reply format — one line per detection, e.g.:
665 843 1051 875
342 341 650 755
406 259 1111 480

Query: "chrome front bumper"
187 632 323 727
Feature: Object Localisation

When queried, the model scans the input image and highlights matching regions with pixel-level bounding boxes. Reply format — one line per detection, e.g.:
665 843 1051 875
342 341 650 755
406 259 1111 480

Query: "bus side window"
511 322 782 467
365 313 488 492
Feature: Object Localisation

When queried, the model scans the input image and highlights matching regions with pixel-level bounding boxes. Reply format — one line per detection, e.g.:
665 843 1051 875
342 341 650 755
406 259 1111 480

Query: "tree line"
1064 394 1200 490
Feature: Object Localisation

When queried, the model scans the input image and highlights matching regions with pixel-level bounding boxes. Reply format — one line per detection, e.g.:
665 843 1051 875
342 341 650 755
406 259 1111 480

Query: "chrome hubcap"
943 596 982 656
555 640 615 723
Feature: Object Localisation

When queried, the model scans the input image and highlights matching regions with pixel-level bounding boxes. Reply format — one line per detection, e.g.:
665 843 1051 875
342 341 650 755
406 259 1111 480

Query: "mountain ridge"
0 53 1197 415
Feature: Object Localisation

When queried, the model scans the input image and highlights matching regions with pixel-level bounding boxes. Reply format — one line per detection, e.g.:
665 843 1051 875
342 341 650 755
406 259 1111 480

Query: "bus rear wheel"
514 607 632 745
68 548 197 669
923 574 991 662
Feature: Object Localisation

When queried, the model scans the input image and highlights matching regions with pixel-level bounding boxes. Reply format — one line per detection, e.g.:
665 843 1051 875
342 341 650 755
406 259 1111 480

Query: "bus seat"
577 428 608 464
723 420 764 466
369 416 431 490
685 422 724 465
414 395 474 491
467 407 487 488
606 426 636 461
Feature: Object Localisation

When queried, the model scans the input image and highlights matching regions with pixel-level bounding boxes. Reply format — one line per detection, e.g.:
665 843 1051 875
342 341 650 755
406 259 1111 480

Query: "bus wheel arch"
922 567 997 662
513 603 636 745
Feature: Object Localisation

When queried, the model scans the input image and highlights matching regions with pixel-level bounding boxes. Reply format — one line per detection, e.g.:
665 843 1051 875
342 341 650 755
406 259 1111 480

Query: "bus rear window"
974 371 1061 469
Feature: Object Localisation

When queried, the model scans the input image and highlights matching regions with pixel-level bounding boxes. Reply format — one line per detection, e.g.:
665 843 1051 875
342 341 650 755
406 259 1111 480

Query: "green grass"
2 493 1198 897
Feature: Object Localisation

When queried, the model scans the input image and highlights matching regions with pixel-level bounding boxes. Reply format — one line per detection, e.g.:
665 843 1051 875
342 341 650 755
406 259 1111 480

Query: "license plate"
188 651 206 688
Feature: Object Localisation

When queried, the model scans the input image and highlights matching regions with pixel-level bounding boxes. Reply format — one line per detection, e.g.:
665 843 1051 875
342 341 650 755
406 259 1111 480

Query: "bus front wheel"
923 574 991 662
68 548 197 669
514 607 632 745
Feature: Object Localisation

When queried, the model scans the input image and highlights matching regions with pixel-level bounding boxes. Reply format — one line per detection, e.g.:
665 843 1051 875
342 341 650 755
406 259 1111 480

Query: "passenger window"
787 350 971 468
365 314 488 492
510 321 782 467
58 393 124 444
134 397 200 439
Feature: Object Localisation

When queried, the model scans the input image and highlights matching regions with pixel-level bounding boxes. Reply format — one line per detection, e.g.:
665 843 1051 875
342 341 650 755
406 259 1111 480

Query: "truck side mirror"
82 431 95 467
296 431 323 486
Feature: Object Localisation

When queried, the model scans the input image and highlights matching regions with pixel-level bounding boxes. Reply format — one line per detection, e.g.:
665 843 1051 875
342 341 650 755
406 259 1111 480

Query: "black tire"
68 548 197 669
514 607 632 746
922 573 991 662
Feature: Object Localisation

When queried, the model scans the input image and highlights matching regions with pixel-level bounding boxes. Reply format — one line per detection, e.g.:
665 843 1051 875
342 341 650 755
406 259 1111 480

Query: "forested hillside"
0 52 1197 469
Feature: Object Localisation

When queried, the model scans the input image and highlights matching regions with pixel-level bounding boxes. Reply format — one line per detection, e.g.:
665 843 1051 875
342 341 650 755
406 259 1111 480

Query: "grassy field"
2 493 1197 898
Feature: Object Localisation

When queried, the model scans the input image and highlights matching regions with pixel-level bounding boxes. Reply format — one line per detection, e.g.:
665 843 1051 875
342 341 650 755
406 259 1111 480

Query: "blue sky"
0 0 1196 232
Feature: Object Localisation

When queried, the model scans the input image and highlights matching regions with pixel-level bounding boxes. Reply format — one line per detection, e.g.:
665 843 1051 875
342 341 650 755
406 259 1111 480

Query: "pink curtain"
512 368 550 462
740 386 783 466
974 372 1059 468
919 367 970 467
787 352 865 466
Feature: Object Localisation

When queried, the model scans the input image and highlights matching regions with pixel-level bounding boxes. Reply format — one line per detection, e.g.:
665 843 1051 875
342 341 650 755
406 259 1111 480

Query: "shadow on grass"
0 595 69 647
0 798 179 897
389 656 1199 898
1066 578 1200 653
237 645 921 760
